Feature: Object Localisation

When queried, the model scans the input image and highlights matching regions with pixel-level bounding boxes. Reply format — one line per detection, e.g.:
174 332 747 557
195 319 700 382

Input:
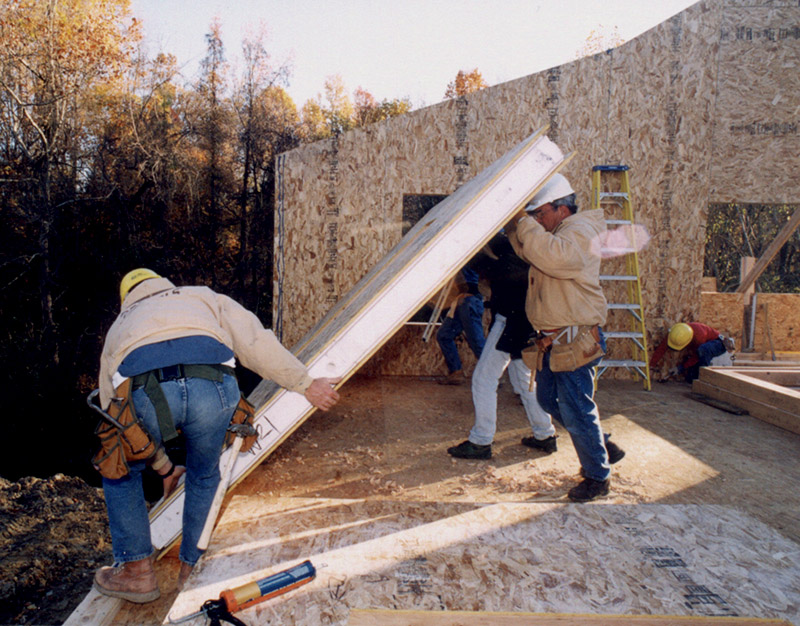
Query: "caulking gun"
168 560 316 626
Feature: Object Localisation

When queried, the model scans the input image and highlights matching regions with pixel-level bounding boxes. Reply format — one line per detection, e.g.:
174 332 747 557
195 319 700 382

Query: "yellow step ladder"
592 165 651 390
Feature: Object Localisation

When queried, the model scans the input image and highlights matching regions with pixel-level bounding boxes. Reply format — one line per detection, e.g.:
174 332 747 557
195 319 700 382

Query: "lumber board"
692 379 800 435
144 127 568 550
720 368 800 387
347 609 794 626
61 589 121 626
697 368 800 417
736 208 800 294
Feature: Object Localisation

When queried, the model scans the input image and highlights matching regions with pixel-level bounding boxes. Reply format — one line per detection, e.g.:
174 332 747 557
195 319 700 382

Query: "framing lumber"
692 367 800 435
736 207 800 295
347 609 794 626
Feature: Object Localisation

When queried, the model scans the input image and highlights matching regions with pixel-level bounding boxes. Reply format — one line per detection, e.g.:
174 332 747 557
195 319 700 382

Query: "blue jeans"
102 374 239 566
684 338 727 382
437 294 486 373
536 332 609 481
469 315 554 445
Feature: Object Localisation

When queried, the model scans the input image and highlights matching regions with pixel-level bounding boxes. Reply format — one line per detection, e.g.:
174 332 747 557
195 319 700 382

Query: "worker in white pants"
447 234 555 460
469 313 555 445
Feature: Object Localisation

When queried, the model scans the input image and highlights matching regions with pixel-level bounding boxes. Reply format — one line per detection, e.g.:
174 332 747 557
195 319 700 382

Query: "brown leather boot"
177 562 194 590
94 557 160 603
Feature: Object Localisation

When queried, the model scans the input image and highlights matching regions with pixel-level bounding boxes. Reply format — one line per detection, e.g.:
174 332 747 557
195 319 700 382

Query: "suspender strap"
132 364 236 443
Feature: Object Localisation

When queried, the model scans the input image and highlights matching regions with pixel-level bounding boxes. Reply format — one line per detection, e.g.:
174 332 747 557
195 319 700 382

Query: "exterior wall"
274 0 800 376
700 291 800 353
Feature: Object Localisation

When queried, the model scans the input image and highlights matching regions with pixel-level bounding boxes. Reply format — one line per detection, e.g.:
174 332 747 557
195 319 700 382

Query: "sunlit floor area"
110 375 800 625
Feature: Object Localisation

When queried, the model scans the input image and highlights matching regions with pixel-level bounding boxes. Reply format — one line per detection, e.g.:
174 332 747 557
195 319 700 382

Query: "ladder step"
607 303 641 310
599 192 629 199
600 275 638 281
601 247 637 255
604 331 645 339
599 359 648 368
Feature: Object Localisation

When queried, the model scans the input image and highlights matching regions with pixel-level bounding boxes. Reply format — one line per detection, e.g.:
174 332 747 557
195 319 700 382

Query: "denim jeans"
102 373 239 566
436 294 486 373
469 315 554 445
684 337 727 382
536 332 609 481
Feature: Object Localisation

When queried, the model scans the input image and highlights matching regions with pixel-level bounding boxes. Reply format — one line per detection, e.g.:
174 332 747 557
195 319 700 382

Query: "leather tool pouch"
225 394 258 453
549 325 605 373
92 379 159 480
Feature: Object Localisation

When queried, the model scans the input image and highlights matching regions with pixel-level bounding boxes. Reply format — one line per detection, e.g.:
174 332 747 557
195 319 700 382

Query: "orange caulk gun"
168 560 316 626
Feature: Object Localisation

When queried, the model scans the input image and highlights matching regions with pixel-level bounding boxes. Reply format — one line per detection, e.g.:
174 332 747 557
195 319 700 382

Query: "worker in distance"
650 321 733 382
92 268 341 603
506 174 624 502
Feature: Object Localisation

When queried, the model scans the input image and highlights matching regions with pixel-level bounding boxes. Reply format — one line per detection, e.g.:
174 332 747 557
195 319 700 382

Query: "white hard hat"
525 173 575 212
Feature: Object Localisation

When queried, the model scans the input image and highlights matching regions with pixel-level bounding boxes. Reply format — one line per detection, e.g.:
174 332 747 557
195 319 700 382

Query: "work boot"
579 437 626 478
606 439 625 464
177 562 194 590
568 477 610 502
438 370 464 385
94 557 160 603
447 440 492 459
520 435 557 454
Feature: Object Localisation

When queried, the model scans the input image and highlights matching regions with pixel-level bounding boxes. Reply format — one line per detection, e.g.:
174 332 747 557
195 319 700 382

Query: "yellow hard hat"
119 268 160 303
667 323 693 350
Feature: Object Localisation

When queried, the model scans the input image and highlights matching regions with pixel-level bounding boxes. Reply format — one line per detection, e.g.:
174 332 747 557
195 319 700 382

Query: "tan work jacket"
509 209 608 331
99 278 313 407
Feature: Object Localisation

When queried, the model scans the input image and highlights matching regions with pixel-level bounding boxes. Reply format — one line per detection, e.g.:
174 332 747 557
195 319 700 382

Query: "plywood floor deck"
110 375 800 626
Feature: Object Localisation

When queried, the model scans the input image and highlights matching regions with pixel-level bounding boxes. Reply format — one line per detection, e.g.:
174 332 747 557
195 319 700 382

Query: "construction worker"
94 269 341 603
435 265 486 385
507 174 624 502
650 322 730 382
447 233 556 459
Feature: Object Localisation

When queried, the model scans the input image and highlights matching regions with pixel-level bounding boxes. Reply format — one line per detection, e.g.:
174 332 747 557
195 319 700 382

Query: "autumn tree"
231 26 298 316
0 0 142 478
444 68 488 99
181 18 238 286
574 25 624 58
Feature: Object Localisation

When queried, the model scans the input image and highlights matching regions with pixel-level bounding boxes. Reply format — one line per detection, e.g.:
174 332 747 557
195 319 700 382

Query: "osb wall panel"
274 0 800 377
710 6 800 202
750 294 800 352
699 292 746 343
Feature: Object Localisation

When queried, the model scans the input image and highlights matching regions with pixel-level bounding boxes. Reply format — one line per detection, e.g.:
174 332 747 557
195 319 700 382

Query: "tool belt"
91 379 160 480
225 394 259 453
521 325 605 374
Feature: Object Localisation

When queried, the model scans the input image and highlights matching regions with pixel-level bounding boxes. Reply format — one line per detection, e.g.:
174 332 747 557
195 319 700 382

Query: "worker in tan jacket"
94 269 340 603
508 174 624 502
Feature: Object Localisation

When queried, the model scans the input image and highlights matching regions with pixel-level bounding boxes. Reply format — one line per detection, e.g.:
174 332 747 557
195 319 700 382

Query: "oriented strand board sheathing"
699 292 746 345
348 609 794 626
166 499 800 626
274 0 800 377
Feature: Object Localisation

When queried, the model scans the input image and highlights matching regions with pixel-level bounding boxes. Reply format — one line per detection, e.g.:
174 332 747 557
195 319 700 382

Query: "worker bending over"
650 322 730 382
93 269 340 603
508 174 624 502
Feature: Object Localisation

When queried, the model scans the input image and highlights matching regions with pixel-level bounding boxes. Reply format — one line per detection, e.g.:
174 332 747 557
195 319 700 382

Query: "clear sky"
129 0 698 109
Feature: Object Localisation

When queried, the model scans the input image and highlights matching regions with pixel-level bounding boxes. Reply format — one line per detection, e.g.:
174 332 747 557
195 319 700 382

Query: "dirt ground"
4 372 800 625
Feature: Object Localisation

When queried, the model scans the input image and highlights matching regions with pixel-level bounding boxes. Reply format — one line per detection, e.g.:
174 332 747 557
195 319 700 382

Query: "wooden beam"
693 368 800 435
736 207 800 294
348 609 794 626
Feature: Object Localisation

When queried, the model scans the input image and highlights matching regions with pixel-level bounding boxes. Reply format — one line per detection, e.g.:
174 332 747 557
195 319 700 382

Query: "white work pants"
468 314 555 445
